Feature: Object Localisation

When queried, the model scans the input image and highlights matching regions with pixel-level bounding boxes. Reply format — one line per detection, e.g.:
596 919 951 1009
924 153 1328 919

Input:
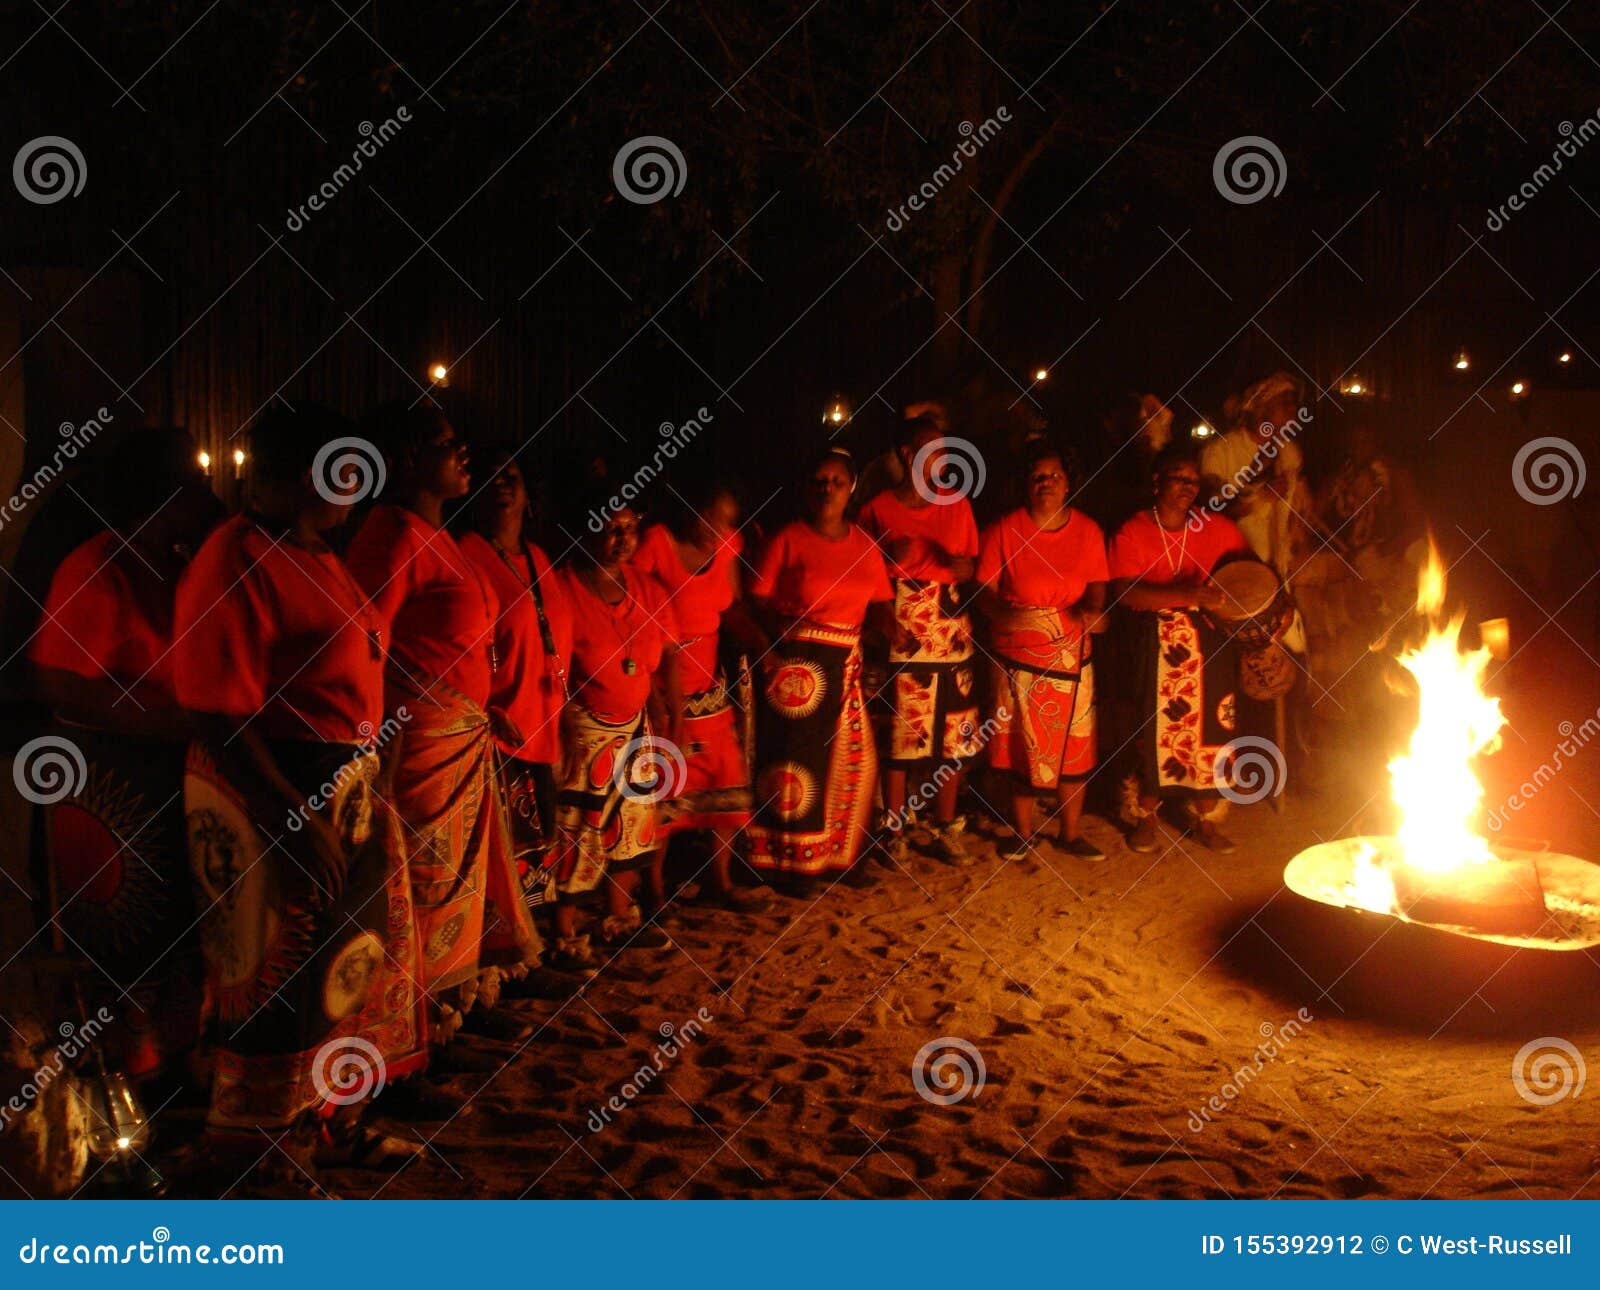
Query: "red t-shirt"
1108 509 1249 587
459 532 573 763
173 515 383 742
631 524 743 695
345 505 499 708
749 520 892 630
29 530 177 703
557 564 678 721
976 508 1109 609
856 490 979 584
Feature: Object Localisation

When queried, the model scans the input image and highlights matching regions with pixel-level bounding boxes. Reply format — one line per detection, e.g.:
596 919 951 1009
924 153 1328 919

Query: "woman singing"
977 440 1110 861
857 416 981 868
746 447 892 896
1108 444 1250 854
632 479 770 911
175 405 422 1189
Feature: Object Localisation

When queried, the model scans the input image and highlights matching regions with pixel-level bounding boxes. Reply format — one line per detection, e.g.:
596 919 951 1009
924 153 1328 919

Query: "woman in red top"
1108 444 1251 854
549 497 680 968
459 451 573 925
857 416 982 868
746 447 893 894
977 440 1110 861
175 405 421 1189
346 407 541 1060
632 480 771 912
27 428 216 1088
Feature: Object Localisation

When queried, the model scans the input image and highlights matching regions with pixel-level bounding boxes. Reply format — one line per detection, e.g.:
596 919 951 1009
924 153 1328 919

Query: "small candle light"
1452 348 1471 372
197 449 211 476
1340 375 1371 397
429 362 450 387
1510 379 1529 400
1032 367 1049 383
822 395 852 426
232 447 246 478
1191 421 1215 439
1479 617 1510 661
1559 351 1572 365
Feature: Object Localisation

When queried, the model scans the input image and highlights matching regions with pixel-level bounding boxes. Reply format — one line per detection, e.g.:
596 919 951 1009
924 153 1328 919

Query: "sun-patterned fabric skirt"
552 704 663 896
389 690 543 995
1133 609 1239 802
875 578 982 772
184 739 424 1138
988 607 1096 789
658 677 753 836
746 623 876 876
42 722 198 1079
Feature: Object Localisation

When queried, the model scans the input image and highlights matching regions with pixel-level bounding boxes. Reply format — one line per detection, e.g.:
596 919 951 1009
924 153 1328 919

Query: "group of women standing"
22 402 1260 1194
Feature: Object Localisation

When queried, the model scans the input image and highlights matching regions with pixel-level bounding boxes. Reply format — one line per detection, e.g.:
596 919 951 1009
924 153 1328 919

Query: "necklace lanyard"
495 539 569 699
584 568 642 676
1153 507 1190 576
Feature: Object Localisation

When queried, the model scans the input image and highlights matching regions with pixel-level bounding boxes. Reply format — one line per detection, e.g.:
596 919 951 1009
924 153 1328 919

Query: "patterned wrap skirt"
498 750 558 912
551 704 663 896
1132 608 1240 802
388 688 543 997
746 623 877 875
41 722 198 1079
658 675 754 837
184 739 424 1137
988 607 1096 789
874 578 982 772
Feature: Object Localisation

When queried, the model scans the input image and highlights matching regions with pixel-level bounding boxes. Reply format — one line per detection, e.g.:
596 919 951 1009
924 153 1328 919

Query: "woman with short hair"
745 447 892 896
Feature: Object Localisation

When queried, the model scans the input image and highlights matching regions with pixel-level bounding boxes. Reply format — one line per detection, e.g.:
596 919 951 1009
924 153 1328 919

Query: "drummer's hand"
1193 584 1226 612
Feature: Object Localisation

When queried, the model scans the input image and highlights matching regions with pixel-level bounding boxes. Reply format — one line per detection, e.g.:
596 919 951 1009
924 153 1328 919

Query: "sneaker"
546 934 601 977
926 819 976 867
1001 831 1036 861
1057 834 1107 862
1126 815 1160 854
1192 820 1237 854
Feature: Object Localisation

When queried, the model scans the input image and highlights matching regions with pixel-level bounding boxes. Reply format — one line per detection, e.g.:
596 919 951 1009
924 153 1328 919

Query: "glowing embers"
1284 837 1600 950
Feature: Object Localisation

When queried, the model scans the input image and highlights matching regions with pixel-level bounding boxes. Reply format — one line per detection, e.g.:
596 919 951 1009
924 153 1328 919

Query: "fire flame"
1385 543 1505 873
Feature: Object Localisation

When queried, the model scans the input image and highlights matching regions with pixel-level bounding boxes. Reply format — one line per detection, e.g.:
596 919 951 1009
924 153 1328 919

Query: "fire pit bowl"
1283 836 1600 951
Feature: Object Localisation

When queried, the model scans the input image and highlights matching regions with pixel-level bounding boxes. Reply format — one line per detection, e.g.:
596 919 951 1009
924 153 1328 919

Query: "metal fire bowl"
1283 835 1600 951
